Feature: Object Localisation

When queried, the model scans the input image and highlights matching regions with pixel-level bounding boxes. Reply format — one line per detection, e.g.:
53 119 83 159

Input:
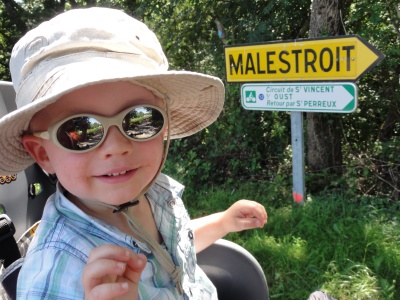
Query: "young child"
0 7 267 300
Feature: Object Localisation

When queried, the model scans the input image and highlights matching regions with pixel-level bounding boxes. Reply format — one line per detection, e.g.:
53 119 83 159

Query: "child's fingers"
252 203 268 225
84 282 129 300
83 244 146 291
82 258 127 289
237 216 265 230
86 244 132 264
239 200 268 224
87 244 146 273
123 253 147 283
230 200 268 231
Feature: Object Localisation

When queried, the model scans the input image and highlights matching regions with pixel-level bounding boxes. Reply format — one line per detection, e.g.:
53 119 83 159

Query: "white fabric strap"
121 209 183 295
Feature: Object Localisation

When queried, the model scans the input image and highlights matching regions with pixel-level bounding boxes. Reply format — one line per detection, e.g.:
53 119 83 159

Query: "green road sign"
241 82 357 113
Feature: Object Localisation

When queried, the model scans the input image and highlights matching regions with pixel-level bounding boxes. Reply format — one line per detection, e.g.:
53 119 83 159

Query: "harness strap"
0 214 21 268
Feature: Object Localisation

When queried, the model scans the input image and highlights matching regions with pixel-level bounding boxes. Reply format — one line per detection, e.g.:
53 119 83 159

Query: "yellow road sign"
224 35 384 82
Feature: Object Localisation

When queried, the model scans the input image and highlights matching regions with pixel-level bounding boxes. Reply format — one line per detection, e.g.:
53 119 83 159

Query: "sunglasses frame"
33 104 167 153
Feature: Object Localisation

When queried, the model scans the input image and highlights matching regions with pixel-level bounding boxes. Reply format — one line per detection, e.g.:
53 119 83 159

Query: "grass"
184 183 400 299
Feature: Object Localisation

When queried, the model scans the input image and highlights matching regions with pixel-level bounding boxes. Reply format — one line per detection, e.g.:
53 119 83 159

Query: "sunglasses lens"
57 117 103 151
123 107 164 140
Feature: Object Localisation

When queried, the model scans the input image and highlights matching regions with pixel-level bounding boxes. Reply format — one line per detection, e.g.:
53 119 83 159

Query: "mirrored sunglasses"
33 105 167 152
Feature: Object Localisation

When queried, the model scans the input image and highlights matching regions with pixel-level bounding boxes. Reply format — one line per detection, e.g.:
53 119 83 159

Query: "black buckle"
0 214 16 242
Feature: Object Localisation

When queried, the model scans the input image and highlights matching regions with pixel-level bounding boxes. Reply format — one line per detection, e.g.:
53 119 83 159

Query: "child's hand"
222 200 268 233
191 200 267 252
82 244 147 300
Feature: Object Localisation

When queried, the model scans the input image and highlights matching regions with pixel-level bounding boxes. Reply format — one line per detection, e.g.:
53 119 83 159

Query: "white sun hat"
0 7 224 174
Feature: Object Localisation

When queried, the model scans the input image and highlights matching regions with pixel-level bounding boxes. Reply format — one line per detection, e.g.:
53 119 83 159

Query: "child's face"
23 81 166 206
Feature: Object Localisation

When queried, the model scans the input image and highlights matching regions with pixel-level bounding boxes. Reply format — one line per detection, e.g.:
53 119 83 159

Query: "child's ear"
21 135 55 174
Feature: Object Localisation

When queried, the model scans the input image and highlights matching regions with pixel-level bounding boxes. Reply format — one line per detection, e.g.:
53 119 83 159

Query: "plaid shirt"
17 174 217 299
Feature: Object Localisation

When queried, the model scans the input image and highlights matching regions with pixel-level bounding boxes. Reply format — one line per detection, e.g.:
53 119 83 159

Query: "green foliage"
3 0 396 200
331 1 400 201
159 0 312 189
163 86 292 189
185 184 400 299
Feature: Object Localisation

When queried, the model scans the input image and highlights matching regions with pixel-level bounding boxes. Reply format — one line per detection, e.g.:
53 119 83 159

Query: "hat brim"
0 55 224 174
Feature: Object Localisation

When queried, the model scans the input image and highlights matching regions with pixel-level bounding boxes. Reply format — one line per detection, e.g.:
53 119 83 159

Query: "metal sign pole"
291 111 305 204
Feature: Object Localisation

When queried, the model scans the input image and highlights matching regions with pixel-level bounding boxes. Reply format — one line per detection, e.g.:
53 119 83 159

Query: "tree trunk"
307 0 343 174
309 0 339 37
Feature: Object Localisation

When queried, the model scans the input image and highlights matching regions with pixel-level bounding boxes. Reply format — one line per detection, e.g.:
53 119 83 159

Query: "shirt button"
188 230 194 240
168 200 176 208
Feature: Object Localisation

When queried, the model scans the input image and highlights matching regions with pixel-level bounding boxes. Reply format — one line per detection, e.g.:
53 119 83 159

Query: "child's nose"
98 126 133 157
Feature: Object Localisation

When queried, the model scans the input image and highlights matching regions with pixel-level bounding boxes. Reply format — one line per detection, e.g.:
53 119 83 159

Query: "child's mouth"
105 170 131 177
97 169 136 183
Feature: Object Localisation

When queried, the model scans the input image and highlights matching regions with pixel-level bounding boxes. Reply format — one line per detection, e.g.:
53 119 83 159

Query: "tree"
306 0 343 176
